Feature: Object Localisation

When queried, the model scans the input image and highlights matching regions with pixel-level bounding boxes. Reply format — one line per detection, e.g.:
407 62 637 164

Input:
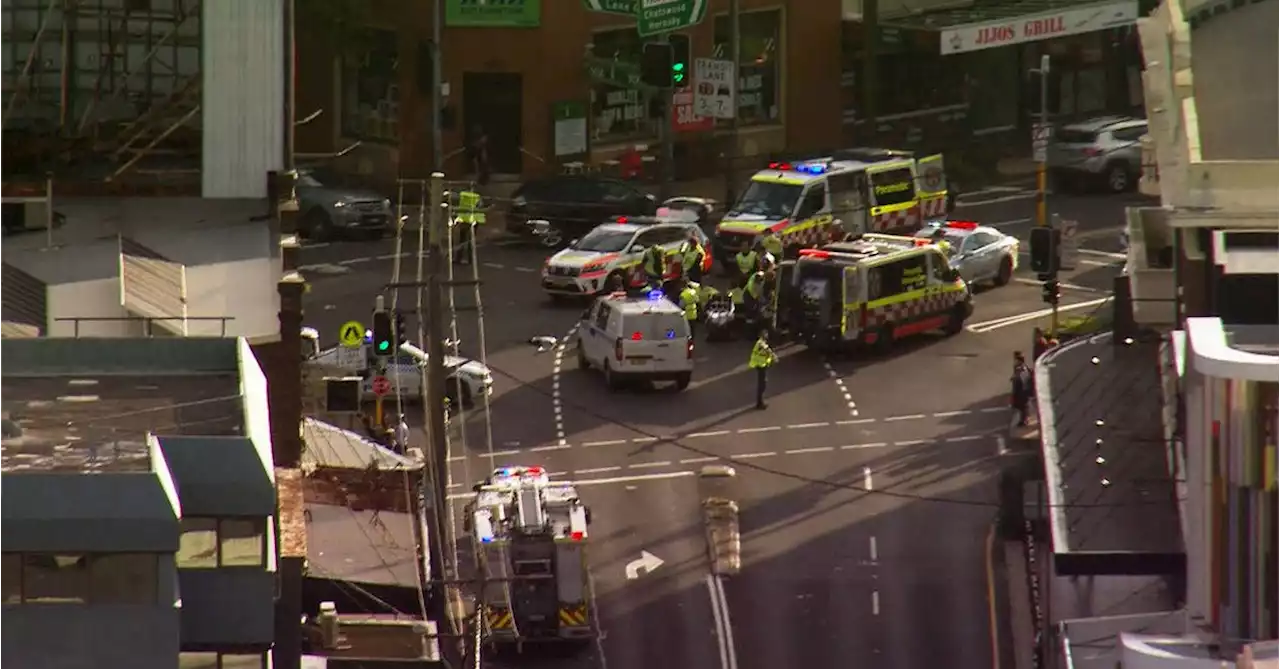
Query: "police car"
541 218 711 299
913 220 1019 287
575 291 694 391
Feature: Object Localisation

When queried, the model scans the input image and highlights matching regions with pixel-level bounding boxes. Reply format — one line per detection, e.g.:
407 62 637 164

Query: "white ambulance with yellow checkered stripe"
773 233 972 352
713 148 950 267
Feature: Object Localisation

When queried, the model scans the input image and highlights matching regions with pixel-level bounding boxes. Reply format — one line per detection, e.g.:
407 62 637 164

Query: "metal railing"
55 315 234 337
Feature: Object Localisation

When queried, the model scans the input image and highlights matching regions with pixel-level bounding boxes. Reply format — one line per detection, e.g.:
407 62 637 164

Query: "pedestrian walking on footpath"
749 330 779 410
1011 351 1034 427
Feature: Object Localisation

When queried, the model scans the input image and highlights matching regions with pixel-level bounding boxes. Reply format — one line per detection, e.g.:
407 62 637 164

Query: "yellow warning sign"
338 320 365 349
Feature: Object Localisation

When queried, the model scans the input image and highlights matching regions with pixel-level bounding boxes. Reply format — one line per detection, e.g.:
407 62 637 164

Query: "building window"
341 28 400 142
589 28 654 143
2 554 19 604
180 652 267 669
877 51 966 116
713 9 783 127
90 553 158 604
22 554 89 603
177 518 267 568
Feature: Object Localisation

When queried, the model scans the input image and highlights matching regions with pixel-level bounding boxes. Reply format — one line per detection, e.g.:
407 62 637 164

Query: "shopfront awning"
883 0 1140 55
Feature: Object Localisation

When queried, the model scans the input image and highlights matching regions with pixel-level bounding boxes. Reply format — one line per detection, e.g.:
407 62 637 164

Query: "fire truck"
467 466 595 653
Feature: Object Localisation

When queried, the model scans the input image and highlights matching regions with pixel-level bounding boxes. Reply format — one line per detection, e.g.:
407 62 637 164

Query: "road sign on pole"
339 320 365 348
637 0 708 37
1032 122 1052 163
1056 216 1080 271
693 58 735 120
583 0 636 14
370 375 392 397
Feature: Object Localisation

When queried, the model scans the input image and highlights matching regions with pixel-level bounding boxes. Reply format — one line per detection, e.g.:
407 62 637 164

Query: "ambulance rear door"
772 260 797 333
916 153 949 217
828 169 868 238
841 265 865 340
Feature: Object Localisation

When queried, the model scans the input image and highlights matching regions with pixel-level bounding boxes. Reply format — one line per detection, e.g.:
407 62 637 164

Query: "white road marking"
933 410 969 418
784 446 834 455
823 359 859 417
446 470 697 497
688 430 732 438
706 575 739 669
872 590 881 616
896 439 930 447
980 407 1008 414
490 449 522 457
863 466 873 491
787 421 830 430
632 436 659 443
483 262 505 269
843 442 887 450
680 456 718 464
338 257 372 265
576 466 623 475
1014 277 1101 293
551 325 578 447
628 460 672 469
736 426 780 434
733 451 776 460
946 434 984 443
838 418 876 426
515 267 537 273
529 444 571 453
957 193 1037 207
869 536 878 562
997 435 1008 455
885 413 926 422
966 297 1113 333
375 253 399 260
303 242 331 249
581 439 628 448
1078 248 1126 260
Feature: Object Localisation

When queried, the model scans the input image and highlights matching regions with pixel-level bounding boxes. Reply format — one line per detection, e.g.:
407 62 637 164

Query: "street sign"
1057 217 1080 270
1032 122 1052 163
637 0 708 38
339 320 365 348
582 0 635 14
370 375 392 397
672 88 713 133
693 58 735 120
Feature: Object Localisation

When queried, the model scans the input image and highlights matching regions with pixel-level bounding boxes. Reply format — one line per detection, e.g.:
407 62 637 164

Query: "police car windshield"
575 229 634 252
730 181 802 218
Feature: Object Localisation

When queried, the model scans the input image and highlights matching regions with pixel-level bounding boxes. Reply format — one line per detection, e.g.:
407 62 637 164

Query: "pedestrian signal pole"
372 295 390 427
1030 54 1057 336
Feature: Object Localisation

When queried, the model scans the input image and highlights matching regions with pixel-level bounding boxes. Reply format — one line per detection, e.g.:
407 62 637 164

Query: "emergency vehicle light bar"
794 163 828 175
798 249 830 259
767 162 793 171
946 221 979 229
647 290 664 301
617 216 629 223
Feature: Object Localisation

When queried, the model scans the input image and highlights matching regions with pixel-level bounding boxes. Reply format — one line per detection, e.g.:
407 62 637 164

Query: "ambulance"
772 233 971 353
713 148 949 267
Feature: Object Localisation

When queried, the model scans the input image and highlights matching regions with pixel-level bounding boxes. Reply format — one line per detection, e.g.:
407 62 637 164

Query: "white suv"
575 293 694 391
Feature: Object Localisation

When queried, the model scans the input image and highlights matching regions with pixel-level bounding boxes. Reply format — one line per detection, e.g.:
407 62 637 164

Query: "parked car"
295 167 393 241
1046 116 1147 193
507 175 658 247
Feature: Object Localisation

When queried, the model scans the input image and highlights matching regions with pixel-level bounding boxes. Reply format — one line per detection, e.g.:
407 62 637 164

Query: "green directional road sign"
582 0 636 14
637 0 707 37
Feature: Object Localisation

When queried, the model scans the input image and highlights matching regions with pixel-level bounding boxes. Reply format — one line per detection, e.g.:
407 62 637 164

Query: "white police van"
574 291 693 391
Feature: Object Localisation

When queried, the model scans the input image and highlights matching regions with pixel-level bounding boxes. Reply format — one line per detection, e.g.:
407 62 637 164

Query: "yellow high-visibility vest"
457 190 486 225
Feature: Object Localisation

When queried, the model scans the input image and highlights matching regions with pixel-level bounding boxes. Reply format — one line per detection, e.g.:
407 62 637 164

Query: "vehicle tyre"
577 343 590 370
539 223 564 248
1105 162 1131 193
302 209 332 242
995 256 1013 286
944 304 967 336
603 362 621 392
674 373 691 391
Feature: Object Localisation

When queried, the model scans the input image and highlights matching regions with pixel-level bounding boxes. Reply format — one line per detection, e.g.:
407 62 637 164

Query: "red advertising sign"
672 89 714 133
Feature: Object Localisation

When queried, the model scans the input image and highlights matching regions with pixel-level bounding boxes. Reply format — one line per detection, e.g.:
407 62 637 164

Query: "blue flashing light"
480 536 494 543
795 163 828 175
665 328 677 340
646 290 664 302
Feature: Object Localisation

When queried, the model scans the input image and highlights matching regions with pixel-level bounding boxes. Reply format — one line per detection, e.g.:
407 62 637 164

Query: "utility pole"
861 0 879 143
725 0 741 206
431 0 444 170
1030 54 1057 336
656 34 674 201
423 172 454 649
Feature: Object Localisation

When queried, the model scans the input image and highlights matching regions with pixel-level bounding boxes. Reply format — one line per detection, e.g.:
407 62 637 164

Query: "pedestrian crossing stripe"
558 604 589 628
486 608 512 630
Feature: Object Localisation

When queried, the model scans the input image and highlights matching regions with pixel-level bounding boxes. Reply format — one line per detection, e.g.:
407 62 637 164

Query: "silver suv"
1047 116 1147 193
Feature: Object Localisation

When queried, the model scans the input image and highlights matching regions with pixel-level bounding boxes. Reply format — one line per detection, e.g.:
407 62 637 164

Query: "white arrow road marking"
625 550 664 580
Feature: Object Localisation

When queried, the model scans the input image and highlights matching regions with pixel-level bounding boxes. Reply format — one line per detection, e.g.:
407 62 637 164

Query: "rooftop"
1189 0 1278 161
305 503 424 589
1037 333 1185 576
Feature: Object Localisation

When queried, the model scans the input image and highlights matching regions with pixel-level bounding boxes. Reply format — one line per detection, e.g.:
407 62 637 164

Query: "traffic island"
703 497 741 577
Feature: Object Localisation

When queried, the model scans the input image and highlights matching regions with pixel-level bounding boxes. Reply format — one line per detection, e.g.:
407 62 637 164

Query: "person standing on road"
679 231 707 283
749 330 779 410
679 279 700 340
760 230 784 262
642 243 666 290
734 246 759 287
453 189 485 265
1011 351 1034 427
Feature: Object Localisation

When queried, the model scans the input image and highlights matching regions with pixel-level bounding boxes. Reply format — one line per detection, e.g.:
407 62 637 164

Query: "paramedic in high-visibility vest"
679 280 700 340
454 189 486 265
679 231 706 283
760 230 784 261
734 247 758 287
749 330 779 410
642 243 666 290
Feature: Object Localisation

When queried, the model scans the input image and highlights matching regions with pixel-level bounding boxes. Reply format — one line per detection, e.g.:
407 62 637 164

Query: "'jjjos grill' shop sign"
938 0 1139 55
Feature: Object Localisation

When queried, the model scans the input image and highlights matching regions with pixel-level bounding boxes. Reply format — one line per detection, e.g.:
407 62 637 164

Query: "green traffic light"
378 341 390 351
672 63 685 72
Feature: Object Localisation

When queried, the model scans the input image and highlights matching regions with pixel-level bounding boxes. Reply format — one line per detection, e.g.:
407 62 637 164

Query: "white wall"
184 258 278 339
46 278 140 338
202 1 285 198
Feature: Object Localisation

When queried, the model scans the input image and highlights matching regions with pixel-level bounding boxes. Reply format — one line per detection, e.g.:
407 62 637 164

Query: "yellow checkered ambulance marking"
487 608 513 630
558 604 589 627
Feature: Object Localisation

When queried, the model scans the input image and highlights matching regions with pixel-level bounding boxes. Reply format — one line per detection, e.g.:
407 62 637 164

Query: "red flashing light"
799 249 830 259
687 337 694 359
570 531 584 541
946 221 979 230
769 218 791 232
617 216 628 223
631 332 643 341
768 162 793 171
526 466 545 475
914 239 931 247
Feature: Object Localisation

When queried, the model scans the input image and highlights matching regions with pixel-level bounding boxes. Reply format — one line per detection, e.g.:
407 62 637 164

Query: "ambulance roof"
752 149 915 182
471 466 588 544
605 291 685 315
797 235 940 266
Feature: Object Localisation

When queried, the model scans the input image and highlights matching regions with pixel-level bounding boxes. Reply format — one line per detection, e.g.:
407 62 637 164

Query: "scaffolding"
1 0 203 186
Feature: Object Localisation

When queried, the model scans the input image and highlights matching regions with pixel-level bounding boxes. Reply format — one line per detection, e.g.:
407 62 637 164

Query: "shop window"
22 554 89 603
179 653 219 669
713 9 783 126
341 28 400 142
876 51 965 116
590 28 654 143
2 554 20 604
177 518 267 568
179 653 264 669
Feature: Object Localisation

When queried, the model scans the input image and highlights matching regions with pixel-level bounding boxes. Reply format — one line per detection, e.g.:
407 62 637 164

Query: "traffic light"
1028 226 1060 275
641 42 673 88
372 310 393 355
393 310 408 347
1041 278 1060 306
670 34 690 87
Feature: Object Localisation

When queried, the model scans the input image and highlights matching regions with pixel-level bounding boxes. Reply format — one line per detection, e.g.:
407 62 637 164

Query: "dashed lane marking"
483 262 505 270
1014 277 1101 293
736 426 780 434
787 422 829 430
732 451 777 460
577 466 623 475
515 266 537 273
680 456 718 464
785 446 835 455
581 439 628 448
822 359 860 417
687 429 732 438
628 460 672 469
885 413 927 422
551 325 578 448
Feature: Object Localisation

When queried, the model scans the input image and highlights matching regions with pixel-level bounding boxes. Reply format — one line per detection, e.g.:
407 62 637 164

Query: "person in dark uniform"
1011 351 1034 426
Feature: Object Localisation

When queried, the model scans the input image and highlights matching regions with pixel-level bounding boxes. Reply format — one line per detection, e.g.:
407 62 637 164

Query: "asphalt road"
301 185 1140 669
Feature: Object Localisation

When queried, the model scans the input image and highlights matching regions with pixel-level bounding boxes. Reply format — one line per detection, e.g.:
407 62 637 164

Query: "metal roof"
156 435 276 516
